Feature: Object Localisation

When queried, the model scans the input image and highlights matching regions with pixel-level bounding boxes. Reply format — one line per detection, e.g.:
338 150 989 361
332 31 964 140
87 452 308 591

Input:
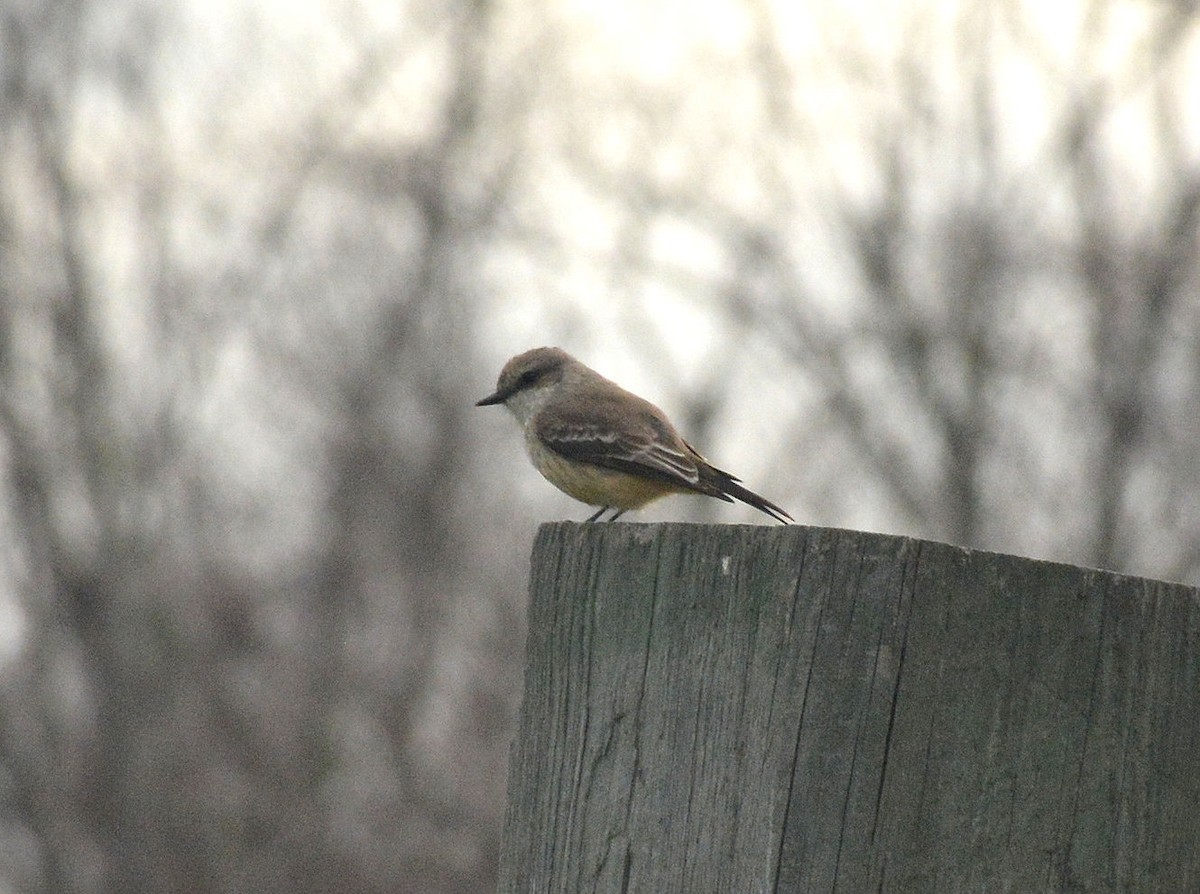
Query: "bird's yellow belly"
527 442 676 509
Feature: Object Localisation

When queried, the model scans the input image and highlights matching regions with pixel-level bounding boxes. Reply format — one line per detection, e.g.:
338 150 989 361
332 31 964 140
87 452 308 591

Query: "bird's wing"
535 390 725 496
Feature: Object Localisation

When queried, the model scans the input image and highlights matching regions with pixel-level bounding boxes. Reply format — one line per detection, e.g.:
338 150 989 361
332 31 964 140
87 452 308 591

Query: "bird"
476 347 792 523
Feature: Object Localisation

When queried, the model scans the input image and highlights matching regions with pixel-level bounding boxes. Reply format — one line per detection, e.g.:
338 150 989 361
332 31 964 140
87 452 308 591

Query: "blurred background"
1 0 1198 890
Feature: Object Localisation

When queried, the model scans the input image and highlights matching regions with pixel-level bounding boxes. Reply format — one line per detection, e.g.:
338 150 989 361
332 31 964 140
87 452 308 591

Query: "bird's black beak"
475 389 506 407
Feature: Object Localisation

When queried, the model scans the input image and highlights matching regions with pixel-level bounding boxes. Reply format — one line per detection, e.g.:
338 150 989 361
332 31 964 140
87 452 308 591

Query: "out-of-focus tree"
3 1 1200 892
0 0 527 891
495 0 1200 582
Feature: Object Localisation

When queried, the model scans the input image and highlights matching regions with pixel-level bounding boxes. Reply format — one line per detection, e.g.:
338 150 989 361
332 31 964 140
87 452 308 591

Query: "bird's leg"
585 506 610 522
607 509 627 522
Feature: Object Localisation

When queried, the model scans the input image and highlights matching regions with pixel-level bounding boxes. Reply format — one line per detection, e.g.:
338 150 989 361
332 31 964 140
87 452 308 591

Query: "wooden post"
497 523 1200 893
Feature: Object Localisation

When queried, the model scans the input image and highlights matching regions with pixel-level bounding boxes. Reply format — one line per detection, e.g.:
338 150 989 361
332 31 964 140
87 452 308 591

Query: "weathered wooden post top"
497 523 1200 893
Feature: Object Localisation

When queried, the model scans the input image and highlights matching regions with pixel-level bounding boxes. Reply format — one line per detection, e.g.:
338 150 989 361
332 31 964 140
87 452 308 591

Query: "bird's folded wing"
535 396 708 491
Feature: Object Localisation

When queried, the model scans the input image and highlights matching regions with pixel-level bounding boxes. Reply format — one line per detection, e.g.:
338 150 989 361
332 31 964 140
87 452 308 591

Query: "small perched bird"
476 347 792 523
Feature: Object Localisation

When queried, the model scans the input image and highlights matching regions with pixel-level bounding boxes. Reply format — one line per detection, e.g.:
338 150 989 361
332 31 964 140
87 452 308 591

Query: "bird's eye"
517 369 540 387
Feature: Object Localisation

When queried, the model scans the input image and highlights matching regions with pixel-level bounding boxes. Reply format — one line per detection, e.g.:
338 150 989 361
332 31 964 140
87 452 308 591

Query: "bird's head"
476 346 574 424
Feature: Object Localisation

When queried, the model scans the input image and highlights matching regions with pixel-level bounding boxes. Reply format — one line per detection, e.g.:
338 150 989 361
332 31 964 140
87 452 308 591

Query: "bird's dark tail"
698 462 793 524
721 478 793 524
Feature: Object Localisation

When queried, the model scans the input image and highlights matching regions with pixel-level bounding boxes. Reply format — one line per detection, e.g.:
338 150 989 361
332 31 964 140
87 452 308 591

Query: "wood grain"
498 523 1200 893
